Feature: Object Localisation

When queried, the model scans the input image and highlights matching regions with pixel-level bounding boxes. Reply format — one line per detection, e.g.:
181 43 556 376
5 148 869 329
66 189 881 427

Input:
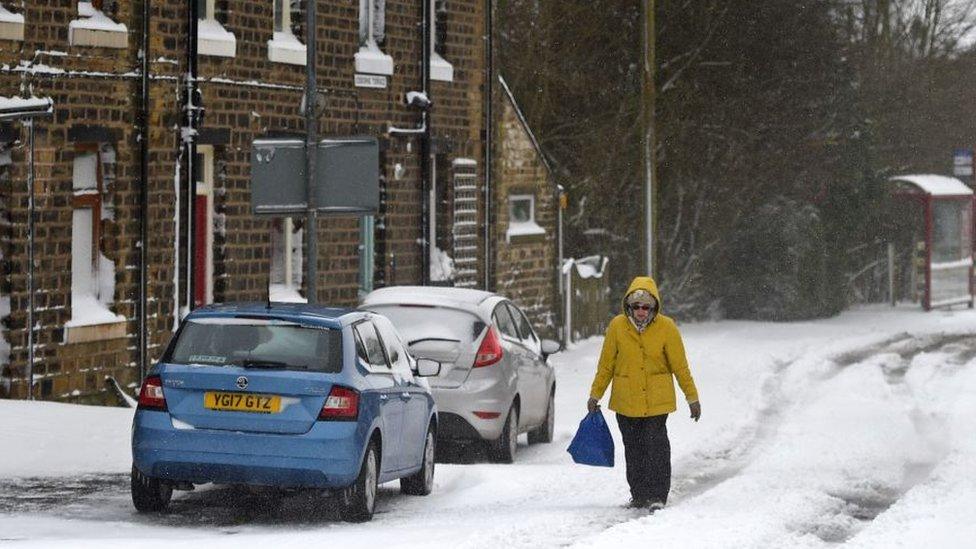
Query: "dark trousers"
616 413 670 504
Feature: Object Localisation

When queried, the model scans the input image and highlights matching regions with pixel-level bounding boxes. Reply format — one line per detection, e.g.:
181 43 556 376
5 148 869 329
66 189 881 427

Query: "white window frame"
356 0 394 76
430 0 453 82
69 1 128 49
506 193 546 242
0 4 25 42
198 0 237 58
269 0 306 65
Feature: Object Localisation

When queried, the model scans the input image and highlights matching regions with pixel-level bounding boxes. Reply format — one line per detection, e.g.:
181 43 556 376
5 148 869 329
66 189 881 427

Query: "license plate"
204 392 281 414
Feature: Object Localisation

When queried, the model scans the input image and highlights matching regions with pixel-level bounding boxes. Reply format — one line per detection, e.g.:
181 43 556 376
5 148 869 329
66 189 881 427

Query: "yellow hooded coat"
589 277 699 417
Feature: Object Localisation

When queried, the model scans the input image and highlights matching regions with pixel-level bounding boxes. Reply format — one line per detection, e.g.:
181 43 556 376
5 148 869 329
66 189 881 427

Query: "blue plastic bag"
567 410 615 467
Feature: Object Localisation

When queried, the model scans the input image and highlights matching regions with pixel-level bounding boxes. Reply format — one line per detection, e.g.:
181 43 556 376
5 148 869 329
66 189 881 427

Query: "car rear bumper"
431 373 513 441
131 410 365 489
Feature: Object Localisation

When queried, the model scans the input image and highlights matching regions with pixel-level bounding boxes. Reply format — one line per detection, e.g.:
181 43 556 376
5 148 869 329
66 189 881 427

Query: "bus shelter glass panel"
930 199 973 306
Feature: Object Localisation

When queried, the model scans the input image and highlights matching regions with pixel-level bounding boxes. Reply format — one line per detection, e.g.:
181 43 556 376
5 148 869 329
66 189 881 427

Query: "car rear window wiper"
408 337 462 346
242 360 289 369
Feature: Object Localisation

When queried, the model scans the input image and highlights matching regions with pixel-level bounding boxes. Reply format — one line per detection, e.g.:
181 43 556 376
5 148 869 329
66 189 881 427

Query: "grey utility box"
250 136 379 216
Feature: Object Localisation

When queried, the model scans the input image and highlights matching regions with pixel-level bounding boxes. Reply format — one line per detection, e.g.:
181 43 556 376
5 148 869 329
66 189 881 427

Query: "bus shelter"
891 175 973 310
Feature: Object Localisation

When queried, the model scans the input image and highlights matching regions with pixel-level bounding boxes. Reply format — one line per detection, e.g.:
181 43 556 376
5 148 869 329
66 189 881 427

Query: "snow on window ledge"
430 52 453 82
64 295 126 344
506 221 546 242
69 9 127 49
268 31 306 66
198 18 236 58
0 6 24 42
355 40 394 76
269 284 307 303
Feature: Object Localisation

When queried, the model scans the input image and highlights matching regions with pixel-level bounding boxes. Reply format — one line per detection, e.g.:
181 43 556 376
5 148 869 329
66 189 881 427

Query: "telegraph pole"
305 0 318 304
641 0 656 278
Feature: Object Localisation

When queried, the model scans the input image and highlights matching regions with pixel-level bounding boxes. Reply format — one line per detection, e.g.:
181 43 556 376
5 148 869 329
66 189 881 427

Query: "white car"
361 286 560 463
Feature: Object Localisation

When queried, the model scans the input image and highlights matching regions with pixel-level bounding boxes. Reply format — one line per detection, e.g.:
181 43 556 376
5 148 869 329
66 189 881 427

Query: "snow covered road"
2 305 975 548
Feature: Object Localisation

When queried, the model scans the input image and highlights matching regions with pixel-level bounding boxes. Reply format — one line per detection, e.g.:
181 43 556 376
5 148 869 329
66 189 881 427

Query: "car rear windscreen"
165 318 343 373
366 305 485 349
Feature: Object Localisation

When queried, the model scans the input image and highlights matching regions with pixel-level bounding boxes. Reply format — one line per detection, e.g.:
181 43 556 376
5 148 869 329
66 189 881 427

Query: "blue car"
131 303 440 522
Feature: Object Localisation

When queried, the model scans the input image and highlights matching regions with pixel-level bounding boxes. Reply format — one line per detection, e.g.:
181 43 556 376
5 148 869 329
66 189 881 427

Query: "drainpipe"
1 98 54 400
185 0 199 313
420 0 432 285
483 0 493 291
305 0 318 303
139 0 151 378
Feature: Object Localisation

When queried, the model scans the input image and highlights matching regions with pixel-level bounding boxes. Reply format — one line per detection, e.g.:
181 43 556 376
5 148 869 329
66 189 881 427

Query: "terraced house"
0 1 562 402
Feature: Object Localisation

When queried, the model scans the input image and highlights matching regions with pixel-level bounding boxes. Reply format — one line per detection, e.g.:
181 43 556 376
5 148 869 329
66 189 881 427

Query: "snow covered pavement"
2 305 975 548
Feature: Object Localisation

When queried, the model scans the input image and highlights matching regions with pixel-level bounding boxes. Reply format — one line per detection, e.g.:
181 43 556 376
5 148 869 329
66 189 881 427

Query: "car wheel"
341 442 379 522
400 425 436 496
130 465 172 513
528 390 555 444
489 405 518 464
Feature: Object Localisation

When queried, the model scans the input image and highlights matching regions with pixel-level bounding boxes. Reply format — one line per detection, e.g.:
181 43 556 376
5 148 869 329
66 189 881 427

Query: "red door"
194 194 209 307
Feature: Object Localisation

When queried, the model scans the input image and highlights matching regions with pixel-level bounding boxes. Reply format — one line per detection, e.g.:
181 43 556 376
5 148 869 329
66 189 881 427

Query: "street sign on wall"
250 136 379 216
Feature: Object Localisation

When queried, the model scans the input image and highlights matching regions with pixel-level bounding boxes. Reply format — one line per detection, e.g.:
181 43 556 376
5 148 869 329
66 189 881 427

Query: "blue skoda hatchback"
131 303 440 522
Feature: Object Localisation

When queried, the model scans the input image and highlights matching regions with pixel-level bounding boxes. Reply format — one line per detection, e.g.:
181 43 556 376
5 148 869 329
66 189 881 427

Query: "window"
354 321 390 369
506 193 545 241
372 315 414 376
68 144 123 328
198 0 236 57
69 0 127 49
493 304 519 340
0 4 25 42
269 0 306 65
356 0 394 76
430 0 453 82
270 217 305 302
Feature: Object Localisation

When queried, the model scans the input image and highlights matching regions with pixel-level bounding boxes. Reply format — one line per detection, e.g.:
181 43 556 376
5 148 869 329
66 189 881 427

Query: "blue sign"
953 148 972 177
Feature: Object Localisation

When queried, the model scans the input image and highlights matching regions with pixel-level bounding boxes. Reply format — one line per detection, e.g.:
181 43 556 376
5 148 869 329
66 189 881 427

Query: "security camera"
406 91 432 110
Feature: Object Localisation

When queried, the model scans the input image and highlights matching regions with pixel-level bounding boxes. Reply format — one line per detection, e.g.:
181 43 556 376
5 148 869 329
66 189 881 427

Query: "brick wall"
0 0 490 402
492 82 559 337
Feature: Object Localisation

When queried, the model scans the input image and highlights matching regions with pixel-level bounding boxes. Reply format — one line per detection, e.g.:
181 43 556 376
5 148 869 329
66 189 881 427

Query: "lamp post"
641 0 656 278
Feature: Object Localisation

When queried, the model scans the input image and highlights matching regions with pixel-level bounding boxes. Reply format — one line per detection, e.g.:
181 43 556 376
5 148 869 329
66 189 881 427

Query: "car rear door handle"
379 394 389 401
400 392 411 400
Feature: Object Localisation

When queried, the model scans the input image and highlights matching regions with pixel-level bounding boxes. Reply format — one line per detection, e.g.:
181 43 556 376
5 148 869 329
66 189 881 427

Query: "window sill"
430 52 453 82
199 18 236 58
355 42 394 76
506 222 546 243
68 15 128 49
0 10 24 41
268 32 306 66
63 318 127 344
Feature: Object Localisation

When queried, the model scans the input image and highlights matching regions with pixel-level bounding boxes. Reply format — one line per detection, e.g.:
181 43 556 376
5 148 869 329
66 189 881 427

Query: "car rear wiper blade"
242 360 289 369
408 337 462 345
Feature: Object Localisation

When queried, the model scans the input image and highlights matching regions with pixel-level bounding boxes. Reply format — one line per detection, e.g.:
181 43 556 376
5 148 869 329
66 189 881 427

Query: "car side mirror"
540 339 561 358
415 358 441 377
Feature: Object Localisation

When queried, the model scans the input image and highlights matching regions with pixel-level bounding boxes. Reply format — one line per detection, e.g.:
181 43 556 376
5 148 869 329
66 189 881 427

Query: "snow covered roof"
890 174 973 197
362 286 496 309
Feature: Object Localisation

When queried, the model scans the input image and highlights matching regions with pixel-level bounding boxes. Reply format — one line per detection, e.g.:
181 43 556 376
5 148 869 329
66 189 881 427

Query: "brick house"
0 0 561 402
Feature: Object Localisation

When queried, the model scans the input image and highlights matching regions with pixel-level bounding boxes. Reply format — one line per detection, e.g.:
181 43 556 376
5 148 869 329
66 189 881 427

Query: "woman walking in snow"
587 276 701 511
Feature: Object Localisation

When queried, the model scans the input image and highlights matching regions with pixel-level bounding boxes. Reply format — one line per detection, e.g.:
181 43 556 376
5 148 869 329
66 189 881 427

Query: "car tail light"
473 326 503 368
319 386 359 421
473 411 501 419
137 375 167 411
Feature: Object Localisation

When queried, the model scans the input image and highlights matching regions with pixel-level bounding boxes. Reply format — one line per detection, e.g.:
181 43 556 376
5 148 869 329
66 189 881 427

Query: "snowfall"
2 304 976 548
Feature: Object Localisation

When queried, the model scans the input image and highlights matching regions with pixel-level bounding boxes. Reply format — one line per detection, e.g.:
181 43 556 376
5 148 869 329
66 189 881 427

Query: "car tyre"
341 442 379 522
528 390 555 444
489 405 518 464
130 465 172 513
401 425 436 495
